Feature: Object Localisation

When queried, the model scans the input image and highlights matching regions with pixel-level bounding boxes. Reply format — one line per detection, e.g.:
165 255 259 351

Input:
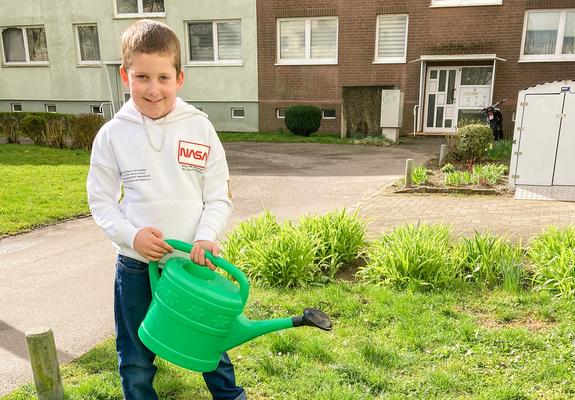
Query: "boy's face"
120 52 184 119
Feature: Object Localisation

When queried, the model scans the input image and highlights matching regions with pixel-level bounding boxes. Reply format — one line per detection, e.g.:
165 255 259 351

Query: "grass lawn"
3 283 575 399
0 144 91 236
218 131 350 144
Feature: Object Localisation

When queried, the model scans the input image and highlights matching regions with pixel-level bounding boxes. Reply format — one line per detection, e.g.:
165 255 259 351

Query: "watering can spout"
222 308 333 351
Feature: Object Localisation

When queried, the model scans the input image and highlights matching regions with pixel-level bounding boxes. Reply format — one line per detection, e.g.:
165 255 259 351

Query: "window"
11 103 22 112
277 17 338 64
322 109 336 119
115 0 164 16
188 20 242 64
45 104 57 113
431 0 502 6
1 26 48 64
75 24 100 64
91 105 103 115
375 15 408 63
231 107 245 119
521 10 575 61
276 108 286 118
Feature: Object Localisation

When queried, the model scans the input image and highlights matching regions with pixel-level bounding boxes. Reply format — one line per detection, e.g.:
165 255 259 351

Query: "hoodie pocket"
125 200 204 243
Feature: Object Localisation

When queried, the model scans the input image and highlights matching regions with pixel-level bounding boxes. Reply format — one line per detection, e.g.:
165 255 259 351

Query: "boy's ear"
176 70 184 89
119 65 129 87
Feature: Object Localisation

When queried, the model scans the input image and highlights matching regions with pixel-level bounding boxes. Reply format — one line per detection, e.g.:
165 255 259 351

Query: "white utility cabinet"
380 89 403 143
508 81 575 201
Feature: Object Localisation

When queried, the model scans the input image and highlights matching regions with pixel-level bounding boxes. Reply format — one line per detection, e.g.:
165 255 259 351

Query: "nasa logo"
177 140 210 170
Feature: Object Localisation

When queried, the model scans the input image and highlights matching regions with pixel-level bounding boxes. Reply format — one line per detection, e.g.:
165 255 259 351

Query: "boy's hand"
190 240 219 271
133 227 173 261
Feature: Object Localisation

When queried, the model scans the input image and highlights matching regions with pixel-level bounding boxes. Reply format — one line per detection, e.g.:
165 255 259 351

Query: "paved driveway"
0 139 438 395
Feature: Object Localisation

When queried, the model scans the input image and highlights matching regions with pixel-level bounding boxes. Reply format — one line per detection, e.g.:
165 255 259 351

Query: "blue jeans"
115 255 246 400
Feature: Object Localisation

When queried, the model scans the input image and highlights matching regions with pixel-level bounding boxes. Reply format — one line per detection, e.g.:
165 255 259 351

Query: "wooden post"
25 328 64 400
405 158 413 188
439 144 448 167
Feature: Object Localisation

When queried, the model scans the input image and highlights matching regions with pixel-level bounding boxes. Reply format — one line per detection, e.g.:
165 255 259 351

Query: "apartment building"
257 0 575 136
0 0 259 131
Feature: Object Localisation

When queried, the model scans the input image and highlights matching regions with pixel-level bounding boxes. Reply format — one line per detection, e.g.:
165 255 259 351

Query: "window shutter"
189 23 214 61
310 18 337 59
377 15 407 59
217 21 242 60
280 20 305 60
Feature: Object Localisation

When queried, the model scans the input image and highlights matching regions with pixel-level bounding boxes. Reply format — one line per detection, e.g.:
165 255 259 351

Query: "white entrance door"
424 68 458 133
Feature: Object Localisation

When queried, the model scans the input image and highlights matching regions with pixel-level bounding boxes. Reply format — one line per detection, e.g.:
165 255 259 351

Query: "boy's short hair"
121 19 182 75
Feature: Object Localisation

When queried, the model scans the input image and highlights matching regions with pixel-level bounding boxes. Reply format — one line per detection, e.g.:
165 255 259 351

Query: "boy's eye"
136 75 147 80
160 76 169 81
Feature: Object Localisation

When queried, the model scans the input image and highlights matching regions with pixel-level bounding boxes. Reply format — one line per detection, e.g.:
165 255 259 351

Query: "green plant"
472 163 508 185
359 224 459 290
284 105 322 137
20 114 47 145
452 123 493 168
440 163 455 173
242 221 319 287
44 118 68 148
70 113 105 150
0 115 20 144
298 209 367 278
528 226 575 297
444 170 472 186
454 232 525 292
411 165 429 186
222 210 280 268
487 138 513 162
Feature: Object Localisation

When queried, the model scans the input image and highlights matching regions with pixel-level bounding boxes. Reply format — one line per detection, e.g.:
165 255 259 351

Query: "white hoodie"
87 98 232 262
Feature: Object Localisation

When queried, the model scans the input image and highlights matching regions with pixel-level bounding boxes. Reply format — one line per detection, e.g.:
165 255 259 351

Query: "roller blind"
217 21 241 60
377 15 407 59
280 20 305 60
311 19 337 59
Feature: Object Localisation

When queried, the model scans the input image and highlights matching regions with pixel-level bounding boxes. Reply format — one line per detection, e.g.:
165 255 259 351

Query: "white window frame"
374 14 409 64
276 108 286 119
114 0 165 18
322 109 336 119
430 0 502 7
45 104 57 113
276 17 339 65
74 23 101 66
90 105 103 115
11 103 22 112
231 107 245 119
519 9 575 62
1 26 49 66
186 20 243 66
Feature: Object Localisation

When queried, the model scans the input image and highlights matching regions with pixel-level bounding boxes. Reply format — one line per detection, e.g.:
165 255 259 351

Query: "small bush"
70 113 105 150
472 163 507 185
528 226 575 298
487 138 513 162
0 115 20 143
284 105 322 137
451 123 493 167
20 114 47 145
358 224 459 290
454 232 525 292
45 118 68 148
298 209 367 278
440 163 455 173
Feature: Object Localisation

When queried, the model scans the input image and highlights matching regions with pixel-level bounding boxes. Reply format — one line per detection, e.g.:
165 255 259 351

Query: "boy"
87 19 246 400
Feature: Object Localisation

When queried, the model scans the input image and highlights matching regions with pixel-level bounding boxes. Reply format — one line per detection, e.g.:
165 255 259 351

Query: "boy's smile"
120 52 184 119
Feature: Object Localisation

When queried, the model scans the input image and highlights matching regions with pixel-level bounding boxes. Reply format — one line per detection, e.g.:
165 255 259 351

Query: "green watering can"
138 239 332 372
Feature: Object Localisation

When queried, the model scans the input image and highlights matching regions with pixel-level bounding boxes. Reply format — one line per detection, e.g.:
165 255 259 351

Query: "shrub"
472 163 507 185
528 226 575 298
454 232 525 292
358 224 459 290
0 115 20 143
487 138 513 162
284 105 322 136
20 114 47 145
451 123 493 168
70 113 105 150
242 221 319 287
440 163 455 174
298 209 367 278
45 118 68 148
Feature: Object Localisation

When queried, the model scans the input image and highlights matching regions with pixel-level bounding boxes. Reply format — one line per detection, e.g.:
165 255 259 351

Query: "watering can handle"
148 239 250 306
